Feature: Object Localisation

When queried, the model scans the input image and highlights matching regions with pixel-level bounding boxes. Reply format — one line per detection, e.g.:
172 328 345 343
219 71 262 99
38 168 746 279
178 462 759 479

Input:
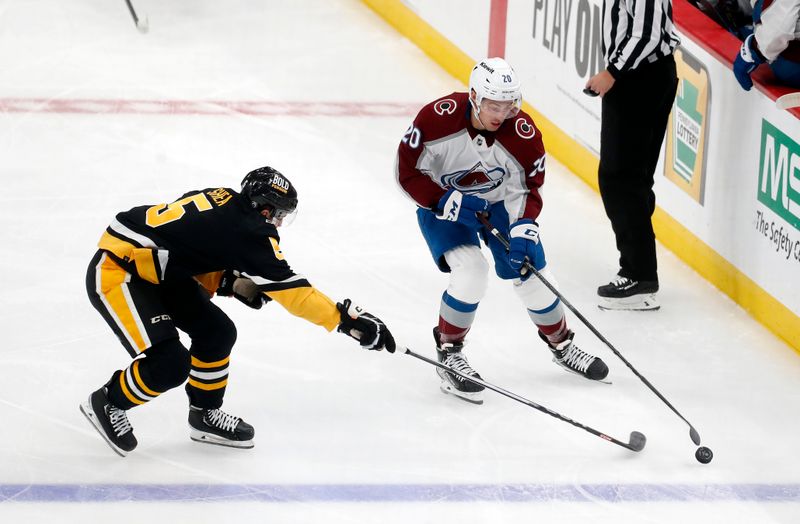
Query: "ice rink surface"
1 1 799 522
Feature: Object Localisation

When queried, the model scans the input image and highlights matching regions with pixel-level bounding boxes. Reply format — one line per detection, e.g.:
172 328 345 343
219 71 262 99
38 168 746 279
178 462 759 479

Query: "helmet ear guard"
468 57 522 118
241 166 299 225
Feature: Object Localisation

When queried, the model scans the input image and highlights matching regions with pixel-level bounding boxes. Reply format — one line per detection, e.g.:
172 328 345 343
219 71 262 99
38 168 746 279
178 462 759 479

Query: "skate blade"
439 382 484 404
598 293 659 311
189 429 254 449
79 400 128 457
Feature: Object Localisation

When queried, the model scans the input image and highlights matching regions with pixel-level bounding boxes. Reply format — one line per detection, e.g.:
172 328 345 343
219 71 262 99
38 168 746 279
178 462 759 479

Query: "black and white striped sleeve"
604 0 679 76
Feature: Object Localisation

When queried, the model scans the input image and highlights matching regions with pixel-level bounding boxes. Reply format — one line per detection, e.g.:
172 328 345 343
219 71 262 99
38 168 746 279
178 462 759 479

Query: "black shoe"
189 406 255 448
541 331 609 381
80 387 137 457
433 328 484 404
597 275 659 311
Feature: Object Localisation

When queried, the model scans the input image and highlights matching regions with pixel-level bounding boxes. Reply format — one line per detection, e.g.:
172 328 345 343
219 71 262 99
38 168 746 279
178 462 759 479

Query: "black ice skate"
597 275 659 311
541 331 609 382
189 406 255 449
433 328 485 404
79 387 138 457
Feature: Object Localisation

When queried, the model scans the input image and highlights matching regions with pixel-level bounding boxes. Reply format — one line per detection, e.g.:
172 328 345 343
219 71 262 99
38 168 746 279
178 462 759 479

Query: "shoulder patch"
433 98 457 116
515 118 536 140
269 237 284 261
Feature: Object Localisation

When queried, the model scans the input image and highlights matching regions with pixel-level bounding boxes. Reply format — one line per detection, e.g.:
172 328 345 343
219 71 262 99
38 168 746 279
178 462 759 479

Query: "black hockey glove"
217 270 271 310
336 299 396 353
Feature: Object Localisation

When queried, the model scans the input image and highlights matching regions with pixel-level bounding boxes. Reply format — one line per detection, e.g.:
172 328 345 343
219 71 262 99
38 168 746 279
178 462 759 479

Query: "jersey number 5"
145 193 213 228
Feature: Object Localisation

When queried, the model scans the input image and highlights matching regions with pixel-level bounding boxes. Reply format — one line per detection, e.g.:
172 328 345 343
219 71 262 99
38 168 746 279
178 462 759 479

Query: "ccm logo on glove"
436 189 489 230
508 219 547 278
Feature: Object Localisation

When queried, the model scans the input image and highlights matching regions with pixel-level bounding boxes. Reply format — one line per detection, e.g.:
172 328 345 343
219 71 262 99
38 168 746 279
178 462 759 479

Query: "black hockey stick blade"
628 431 647 452
399 346 645 453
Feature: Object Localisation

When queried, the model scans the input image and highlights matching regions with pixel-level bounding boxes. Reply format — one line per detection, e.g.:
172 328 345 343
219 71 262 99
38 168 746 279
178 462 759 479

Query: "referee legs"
598 55 678 283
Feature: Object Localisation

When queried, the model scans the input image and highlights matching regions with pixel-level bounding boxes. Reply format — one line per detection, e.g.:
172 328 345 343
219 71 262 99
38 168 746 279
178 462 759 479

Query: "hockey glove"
508 219 546 279
217 270 271 310
734 34 765 91
336 299 396 353
436 189 489 230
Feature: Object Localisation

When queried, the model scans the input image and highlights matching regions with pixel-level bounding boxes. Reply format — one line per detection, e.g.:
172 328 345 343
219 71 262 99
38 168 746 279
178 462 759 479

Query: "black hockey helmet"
241 166 298 224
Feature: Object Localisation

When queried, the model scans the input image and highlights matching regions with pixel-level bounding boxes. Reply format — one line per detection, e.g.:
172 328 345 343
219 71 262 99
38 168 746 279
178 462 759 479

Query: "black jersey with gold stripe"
97 187 341 331
98 187 301 289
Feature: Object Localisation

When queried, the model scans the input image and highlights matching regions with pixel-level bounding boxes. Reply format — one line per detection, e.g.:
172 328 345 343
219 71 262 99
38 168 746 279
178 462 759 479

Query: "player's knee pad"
513 267 560 310
186 307 238 360
142 338 191 390
444 245 489 304
202 313 237 354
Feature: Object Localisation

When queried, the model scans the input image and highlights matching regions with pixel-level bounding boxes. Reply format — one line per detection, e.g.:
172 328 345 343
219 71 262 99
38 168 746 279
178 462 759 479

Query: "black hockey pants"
86 250 236 411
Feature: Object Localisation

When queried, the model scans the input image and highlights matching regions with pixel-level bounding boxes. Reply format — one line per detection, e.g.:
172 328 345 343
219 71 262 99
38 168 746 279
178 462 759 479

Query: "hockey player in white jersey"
396 58 609 404
733 0 800 90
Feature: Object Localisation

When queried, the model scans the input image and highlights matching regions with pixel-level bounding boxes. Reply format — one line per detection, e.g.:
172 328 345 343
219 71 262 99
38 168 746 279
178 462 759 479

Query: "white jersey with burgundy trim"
753 0 800 62
395 91 546 222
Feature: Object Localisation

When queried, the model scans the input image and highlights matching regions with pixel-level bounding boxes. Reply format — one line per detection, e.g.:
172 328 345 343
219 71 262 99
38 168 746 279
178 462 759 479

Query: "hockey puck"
695 446 713 464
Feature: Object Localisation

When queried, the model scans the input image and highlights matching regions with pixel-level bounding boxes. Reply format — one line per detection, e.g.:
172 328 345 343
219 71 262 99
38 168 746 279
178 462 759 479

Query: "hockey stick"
398 346 646 452
477 213 702 446
124 0 149 33
776 92 800 110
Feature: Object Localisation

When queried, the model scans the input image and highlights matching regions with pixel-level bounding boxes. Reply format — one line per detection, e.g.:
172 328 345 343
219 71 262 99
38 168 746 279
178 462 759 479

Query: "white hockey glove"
336 299 396 352
216 270 271 310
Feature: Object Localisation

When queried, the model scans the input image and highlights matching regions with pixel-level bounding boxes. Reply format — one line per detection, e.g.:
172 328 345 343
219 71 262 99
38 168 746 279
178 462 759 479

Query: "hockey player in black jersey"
80 166 395 456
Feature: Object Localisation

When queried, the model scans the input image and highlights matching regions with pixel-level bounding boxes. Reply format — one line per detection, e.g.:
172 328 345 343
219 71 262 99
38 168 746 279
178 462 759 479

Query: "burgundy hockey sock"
438 317 470 344
537 318 569 345
437 291 477 344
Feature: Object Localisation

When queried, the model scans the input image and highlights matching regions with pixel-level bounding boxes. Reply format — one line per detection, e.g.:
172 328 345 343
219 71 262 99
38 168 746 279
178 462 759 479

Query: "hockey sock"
106 339 189 410
438 291 477 343
536 317 570 345
528 298 570 345
186 355 230 409
106 360 164 410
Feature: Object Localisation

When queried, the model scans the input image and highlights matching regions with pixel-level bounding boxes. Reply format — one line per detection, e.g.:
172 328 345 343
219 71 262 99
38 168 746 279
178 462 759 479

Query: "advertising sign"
664 47 710 205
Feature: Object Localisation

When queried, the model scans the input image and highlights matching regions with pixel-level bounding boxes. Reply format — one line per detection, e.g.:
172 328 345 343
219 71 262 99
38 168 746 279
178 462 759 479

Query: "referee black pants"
598 55 678 283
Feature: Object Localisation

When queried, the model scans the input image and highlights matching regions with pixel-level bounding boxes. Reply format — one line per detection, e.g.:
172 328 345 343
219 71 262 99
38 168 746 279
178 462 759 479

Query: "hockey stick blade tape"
776 92 800 110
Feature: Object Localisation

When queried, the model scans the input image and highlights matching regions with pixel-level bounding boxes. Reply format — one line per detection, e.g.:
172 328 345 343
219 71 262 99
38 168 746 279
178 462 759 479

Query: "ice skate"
189 406 255 448
80 387 137 457
597 275 659 311
542 332 609 382
433 328 485 404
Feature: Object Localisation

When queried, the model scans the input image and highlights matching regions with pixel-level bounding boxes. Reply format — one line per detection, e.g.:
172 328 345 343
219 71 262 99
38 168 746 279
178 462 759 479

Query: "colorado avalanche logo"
515 118 536 139
440 162 505 194
434 98 457 116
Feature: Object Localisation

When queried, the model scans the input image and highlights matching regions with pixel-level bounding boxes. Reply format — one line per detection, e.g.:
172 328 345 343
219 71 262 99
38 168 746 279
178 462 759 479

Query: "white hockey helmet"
468 57 522 118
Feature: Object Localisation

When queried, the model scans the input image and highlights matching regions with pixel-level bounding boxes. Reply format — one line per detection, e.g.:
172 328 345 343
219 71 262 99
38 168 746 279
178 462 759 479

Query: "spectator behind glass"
690 0 753 37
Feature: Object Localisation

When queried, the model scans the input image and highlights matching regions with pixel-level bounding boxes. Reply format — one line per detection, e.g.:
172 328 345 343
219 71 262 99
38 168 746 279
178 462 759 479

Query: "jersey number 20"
402 125 421 149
